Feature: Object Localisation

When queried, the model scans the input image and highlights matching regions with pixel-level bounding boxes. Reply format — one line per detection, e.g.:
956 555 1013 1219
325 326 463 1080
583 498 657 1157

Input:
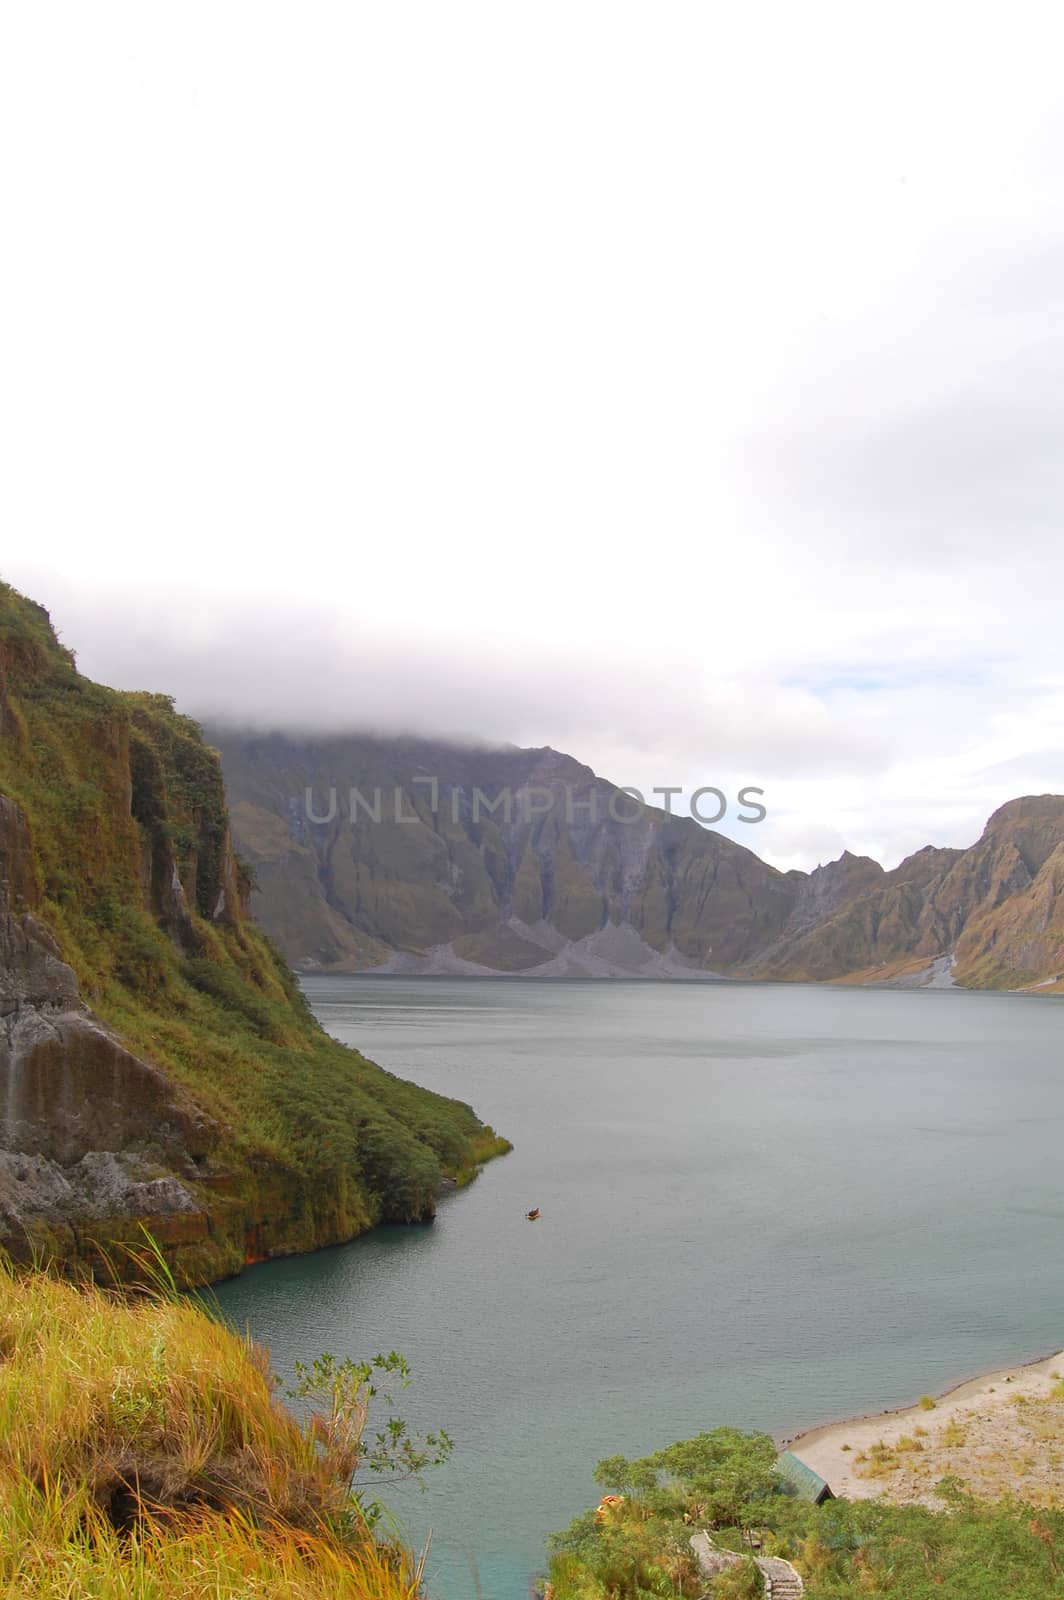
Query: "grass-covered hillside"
0 1257 428 1599
0 581 507 1283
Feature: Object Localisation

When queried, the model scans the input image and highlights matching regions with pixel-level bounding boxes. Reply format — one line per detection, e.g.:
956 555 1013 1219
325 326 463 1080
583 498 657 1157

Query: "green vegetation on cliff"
0 582 508 1283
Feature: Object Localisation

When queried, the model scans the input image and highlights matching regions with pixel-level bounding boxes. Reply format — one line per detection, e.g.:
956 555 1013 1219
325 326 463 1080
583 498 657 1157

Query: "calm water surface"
214 978 1064 1599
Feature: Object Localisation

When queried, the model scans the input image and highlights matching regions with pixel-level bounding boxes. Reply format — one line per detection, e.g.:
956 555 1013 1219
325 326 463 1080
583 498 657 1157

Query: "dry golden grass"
0 1259 424 1598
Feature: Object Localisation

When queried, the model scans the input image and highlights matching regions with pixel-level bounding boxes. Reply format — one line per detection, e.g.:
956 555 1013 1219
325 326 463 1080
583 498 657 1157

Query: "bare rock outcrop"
0 794 211 1261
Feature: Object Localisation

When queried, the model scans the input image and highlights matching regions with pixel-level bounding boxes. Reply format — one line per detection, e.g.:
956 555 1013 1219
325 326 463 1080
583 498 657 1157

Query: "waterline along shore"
788 1344 1064 1507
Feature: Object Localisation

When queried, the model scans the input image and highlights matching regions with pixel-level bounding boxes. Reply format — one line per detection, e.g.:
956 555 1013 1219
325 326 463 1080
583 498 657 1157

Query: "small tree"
591 1428 779 1531
654 1428 778 1528
287 1350 452 1526
593 1454 661 1495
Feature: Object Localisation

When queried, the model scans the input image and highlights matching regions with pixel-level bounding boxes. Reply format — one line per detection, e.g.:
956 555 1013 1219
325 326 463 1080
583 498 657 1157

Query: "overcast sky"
3 3 1063 872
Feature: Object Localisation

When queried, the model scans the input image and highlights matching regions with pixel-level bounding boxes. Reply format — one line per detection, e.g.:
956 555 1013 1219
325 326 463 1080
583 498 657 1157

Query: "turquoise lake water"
213 977 1064 1599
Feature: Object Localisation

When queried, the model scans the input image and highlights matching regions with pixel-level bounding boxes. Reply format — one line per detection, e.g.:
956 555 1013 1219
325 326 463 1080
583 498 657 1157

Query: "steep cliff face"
0 585 505 1283
749 846 963 981
1 792 215 1262
209 730 798 978
948 799 1064 989
212 728 1064 992
749 797 1064 989
745 850 888 977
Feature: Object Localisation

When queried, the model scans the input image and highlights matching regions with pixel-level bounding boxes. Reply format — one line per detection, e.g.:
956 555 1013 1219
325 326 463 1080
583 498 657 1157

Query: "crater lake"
214 977 1064 1599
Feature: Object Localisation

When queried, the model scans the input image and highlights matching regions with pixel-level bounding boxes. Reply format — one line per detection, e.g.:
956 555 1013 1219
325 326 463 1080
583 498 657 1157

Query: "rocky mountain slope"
212 729 1064 993
769 794 1064 992
208 731 798 978
0 584 505 1284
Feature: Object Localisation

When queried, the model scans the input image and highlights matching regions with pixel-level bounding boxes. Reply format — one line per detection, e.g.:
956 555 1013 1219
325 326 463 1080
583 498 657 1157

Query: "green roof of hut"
776 1451 834 1504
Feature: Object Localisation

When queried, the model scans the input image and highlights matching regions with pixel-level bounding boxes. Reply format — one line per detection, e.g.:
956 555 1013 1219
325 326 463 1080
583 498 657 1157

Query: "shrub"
355 1120 442 1222
547 1506 703 1598
713 1555 764 1598
549 1420 1064 1599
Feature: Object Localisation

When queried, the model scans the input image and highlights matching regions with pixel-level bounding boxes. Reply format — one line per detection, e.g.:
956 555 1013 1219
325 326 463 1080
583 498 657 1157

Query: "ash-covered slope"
0 584 504 1283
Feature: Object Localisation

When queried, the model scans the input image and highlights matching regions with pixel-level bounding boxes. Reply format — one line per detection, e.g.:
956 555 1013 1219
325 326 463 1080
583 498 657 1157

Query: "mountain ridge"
209 727 1064 993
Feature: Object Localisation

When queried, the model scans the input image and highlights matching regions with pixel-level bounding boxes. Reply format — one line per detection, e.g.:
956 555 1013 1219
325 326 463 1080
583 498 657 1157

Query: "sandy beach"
788 1348 1064 1507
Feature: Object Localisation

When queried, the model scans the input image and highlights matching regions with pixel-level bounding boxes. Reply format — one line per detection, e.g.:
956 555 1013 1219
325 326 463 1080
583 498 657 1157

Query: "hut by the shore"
776 1451 834 1504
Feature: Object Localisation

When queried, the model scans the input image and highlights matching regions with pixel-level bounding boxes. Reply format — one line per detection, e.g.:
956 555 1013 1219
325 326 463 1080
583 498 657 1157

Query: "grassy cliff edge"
0 582 508 1285
0 1258 427 1599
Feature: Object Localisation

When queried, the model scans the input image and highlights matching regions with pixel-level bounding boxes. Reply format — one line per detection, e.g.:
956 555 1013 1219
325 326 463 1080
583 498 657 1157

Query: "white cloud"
3 2 1064 871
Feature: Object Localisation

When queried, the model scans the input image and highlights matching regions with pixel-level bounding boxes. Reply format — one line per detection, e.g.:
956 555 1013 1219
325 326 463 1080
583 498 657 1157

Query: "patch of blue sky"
786 657 1003 698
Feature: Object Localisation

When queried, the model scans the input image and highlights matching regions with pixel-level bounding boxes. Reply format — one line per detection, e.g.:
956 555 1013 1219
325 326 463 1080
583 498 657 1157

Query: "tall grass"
0 1258 426 1599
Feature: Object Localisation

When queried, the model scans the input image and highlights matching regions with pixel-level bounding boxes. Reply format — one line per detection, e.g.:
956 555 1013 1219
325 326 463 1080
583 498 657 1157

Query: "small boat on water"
525 1207 541 1221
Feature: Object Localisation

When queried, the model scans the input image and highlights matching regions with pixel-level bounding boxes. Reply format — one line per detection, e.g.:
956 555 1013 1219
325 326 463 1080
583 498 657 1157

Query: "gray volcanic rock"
746 850 885 974
209 729 798 976
749 798 1064 988
0 794 209 1254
